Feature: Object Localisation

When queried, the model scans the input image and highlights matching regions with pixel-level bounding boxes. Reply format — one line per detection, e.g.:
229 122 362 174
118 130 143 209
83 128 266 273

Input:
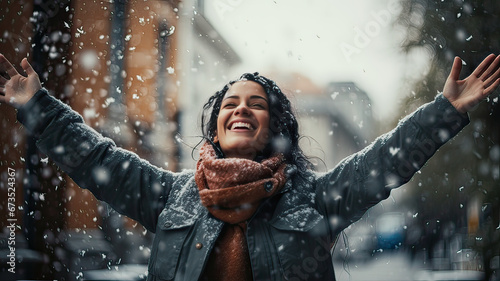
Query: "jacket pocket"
270 208 333 280
149 208 196 280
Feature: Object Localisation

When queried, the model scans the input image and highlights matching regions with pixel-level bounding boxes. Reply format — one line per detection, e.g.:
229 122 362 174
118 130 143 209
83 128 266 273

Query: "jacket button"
264 181 273 192
195 243 203 250
164 221 172 228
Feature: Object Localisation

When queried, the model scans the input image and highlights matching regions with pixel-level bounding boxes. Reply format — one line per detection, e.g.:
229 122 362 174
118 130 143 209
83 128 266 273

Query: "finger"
480 55 500 81
21 57 36 76
0 75 7 85
472 54 496 78
483 64 500 88
449 56 463 81
484 78 500 97
0 54 19 78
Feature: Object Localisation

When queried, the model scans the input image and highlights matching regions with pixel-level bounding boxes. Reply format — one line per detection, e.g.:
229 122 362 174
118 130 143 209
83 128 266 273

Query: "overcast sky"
203 0 430 120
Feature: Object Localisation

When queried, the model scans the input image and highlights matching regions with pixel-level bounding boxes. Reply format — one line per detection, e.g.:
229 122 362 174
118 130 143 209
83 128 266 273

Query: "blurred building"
176 0 241 169
0 0 240 280
296 81 376 170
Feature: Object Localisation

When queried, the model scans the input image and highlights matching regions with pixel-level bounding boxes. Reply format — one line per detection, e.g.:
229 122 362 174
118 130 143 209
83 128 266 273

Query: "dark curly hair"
199 72 312 171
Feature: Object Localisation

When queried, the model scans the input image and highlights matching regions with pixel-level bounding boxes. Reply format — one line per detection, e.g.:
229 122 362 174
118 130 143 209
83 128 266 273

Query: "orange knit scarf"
195 142 287 281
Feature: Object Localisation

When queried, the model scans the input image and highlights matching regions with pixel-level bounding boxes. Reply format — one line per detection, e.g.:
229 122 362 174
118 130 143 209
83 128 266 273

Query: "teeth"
231 122 252 130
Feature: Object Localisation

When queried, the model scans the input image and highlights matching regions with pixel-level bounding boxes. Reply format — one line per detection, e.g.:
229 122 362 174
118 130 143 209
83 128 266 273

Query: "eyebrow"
223 95 268 103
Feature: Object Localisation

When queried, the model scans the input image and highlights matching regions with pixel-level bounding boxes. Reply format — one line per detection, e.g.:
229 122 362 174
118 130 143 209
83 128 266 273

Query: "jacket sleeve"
17 88 174 233
315 94 470 235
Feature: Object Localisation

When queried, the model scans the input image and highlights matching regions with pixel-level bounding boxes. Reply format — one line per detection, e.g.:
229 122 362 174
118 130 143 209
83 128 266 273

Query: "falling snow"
0 1 498 280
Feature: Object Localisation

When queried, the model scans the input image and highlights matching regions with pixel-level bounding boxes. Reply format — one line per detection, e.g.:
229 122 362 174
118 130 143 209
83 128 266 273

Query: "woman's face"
216 81 270 160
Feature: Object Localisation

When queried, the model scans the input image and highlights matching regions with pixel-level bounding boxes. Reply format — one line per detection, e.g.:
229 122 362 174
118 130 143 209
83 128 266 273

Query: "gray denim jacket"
18 89 469 280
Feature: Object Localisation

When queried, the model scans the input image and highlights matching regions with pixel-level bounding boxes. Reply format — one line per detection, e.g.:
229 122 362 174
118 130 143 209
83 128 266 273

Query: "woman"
1 53 499 280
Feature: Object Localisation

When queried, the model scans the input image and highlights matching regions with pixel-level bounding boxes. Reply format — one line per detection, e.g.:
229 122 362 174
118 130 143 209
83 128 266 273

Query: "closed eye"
251 103 265 109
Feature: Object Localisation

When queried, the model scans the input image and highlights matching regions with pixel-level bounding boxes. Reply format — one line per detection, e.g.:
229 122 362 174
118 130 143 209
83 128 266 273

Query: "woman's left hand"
443 54 500 113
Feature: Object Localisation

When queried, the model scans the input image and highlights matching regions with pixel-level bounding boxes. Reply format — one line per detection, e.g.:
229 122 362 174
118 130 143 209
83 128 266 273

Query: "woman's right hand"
0 54 42 109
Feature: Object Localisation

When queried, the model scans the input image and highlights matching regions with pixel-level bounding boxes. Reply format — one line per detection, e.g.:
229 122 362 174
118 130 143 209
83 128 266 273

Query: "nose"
234 102 250 116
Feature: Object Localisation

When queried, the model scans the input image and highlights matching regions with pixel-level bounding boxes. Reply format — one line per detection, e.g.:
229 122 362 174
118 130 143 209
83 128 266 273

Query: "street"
334 252 485 281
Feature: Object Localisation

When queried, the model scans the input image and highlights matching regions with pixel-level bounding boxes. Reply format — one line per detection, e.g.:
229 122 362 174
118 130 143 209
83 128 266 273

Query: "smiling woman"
215 80 270 160
0 53 499 280
200 72 309 168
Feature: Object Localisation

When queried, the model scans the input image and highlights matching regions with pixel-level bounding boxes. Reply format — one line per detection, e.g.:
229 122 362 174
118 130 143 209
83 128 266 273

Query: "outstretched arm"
316 93 471 235
0 54 41 108
1 54 172 232
316 54 500 236
444 54 500 113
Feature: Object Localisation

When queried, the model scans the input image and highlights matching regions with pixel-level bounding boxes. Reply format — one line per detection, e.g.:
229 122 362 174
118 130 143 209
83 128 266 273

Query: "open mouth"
229 122 254 131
